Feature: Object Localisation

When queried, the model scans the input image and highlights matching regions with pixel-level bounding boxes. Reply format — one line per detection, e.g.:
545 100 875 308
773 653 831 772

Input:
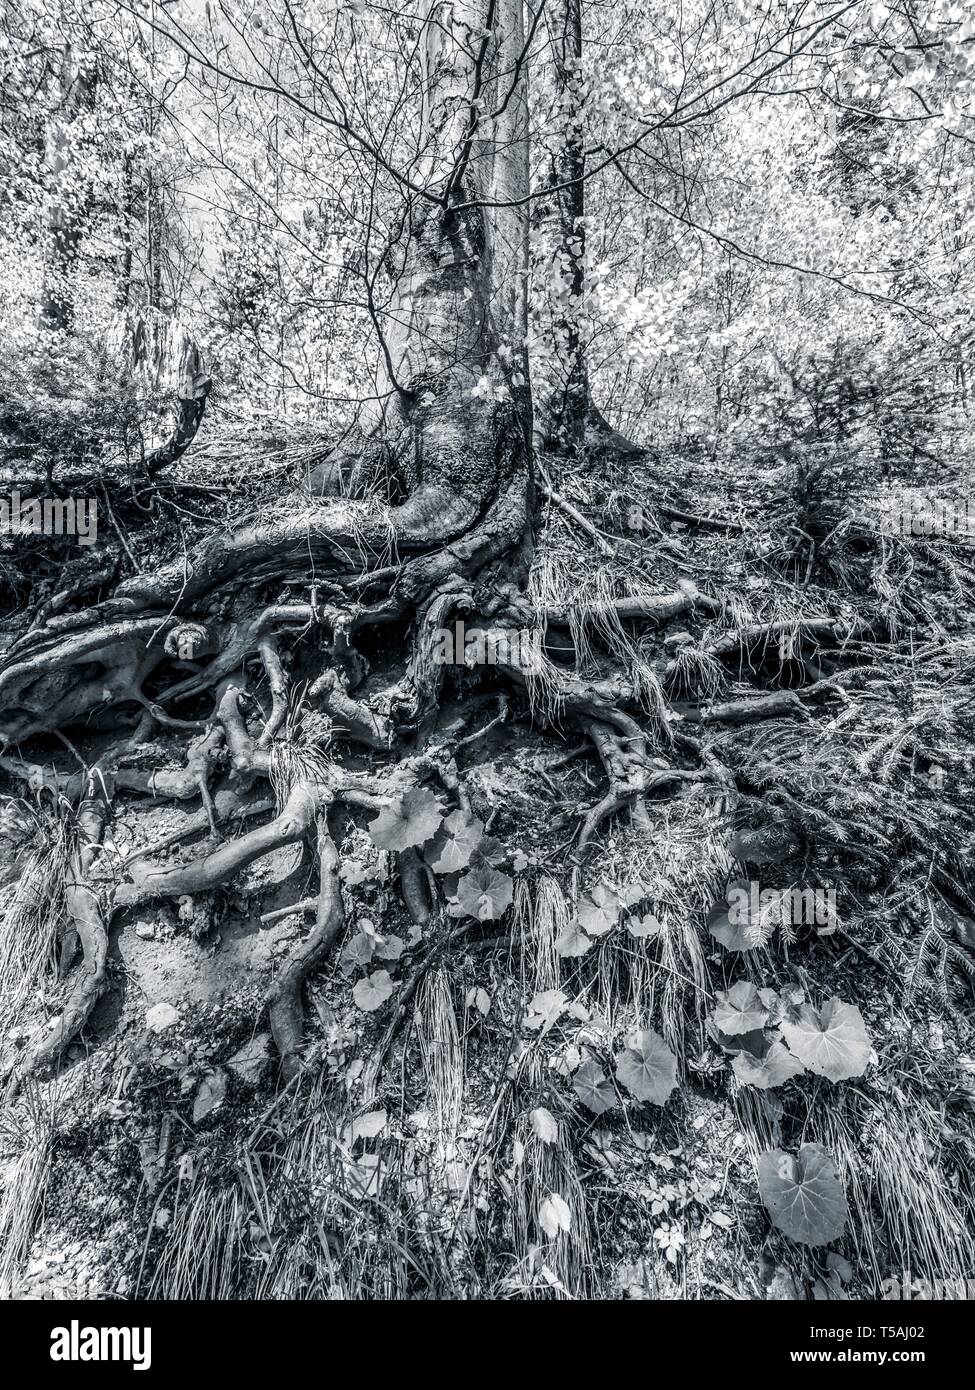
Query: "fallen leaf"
192 1068 227 1124
539 1192 572 1238
530 1106 559 1144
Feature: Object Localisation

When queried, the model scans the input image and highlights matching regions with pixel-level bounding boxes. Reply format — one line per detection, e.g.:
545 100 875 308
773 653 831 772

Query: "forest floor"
2 430 974 1301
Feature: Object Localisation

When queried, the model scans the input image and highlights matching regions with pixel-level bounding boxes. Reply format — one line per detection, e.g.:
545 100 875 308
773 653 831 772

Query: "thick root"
6 792 109 1100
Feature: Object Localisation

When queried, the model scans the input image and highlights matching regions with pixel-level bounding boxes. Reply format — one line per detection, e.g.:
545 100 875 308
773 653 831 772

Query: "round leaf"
614 1029 678 1106
353 969 395 1013
425 809 484 874
757 1144 849 1246
572 1060 617 1115
456 864 513 921
732 1039 805 1089
554 920 593 957
368 788 444 852
578 882 620 936
711 981 772 1036
779 997 871 1082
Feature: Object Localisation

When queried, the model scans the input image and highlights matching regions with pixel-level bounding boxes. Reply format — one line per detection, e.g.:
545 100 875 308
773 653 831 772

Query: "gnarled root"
6 791 109 1101
269 813 345 1080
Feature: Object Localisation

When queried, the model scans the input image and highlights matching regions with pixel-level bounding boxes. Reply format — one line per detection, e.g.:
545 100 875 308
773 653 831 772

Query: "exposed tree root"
268 815 345 1080
5 790 109 1101
0 394 938 1101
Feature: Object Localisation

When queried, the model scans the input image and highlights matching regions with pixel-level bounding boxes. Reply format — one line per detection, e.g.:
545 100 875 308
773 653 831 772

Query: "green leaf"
524 989 568 1035
368 788 444 851
572 1060 617 1114
732 1039 805 1089
627 911 661 939
554 920 593 957
757 1144 849 1246
456 863 513 920
424 809 484 874
530 1106 559 1144
707 883 756 952
614 1030 678 1106
621 879 650 907
711 981 772 1036
373 933 404 962
353 969 395 1012
578 882 620 936
779 997 871 1082
538 1192 572 1238
342 931 376 969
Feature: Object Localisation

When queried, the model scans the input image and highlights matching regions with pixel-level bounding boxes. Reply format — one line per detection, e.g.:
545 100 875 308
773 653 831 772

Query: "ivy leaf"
779 998 872 1082
614 1030 678 1106
578 882 620 936
554 920 593 957
758 1144 849 1246
627 911 661 939
353 969 395 1013
538 1192 572 1238
621 879 650 907
456 863 513 921
530 1106 559 1144
573 1060 617 1115
711 981 772 1036
425 809 484 874
368 788 444 852
374 933 405 962
524 989 568 1035
732 1039 805 1089
342 931 376 969
707 882 755 952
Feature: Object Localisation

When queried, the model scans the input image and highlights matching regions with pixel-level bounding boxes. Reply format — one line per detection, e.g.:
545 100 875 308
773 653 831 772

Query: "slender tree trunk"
534 0 587 453
357 0 533 537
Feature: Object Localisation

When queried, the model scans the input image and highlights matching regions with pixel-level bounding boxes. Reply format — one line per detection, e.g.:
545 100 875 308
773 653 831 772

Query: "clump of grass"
512 876 567 996
592 806 727 1053
814 1078 975 1297
0 799 71 1039
664 640 725 701
505 1061 593 1299
416 968 463 1141
268 691 335 810
0 1083 61 1298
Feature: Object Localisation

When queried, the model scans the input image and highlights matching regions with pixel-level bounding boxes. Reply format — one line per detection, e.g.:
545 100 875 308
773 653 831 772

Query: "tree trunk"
534 0 588 453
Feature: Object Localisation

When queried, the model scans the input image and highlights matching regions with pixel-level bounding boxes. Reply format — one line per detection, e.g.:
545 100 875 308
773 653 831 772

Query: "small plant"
706 984 872 1089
